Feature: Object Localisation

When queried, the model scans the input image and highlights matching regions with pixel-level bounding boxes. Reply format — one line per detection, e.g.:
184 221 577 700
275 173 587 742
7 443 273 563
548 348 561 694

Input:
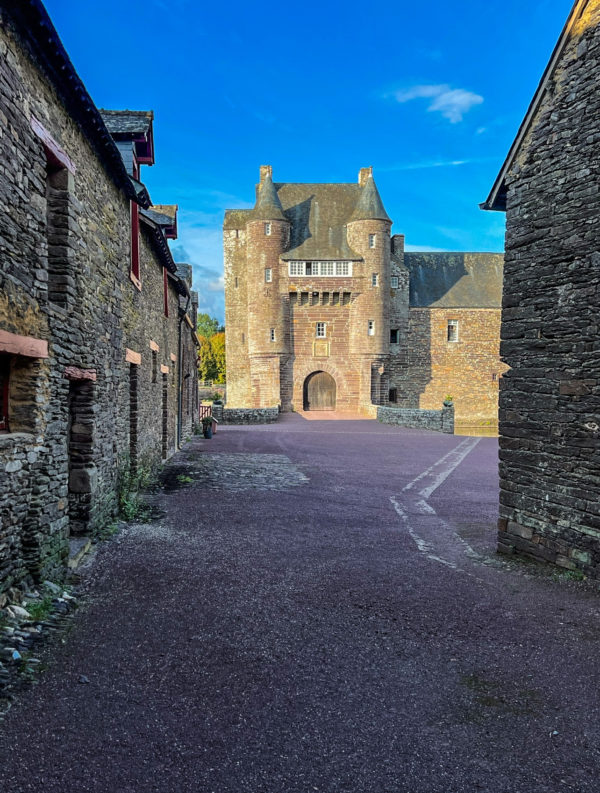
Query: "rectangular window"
332 292 340 305
0 355 9 431
265 222 272 236
342 292 351 306
369 234 376 249
390 329 399 344
492 372 498 381
131 202 140 281
152 350 157 383
389 388 398 403
270 328 275 342
265 268 272 283
391 276 399 289
163 268 169 317
322 292 329 305
372 273 379 287
316 322 326 338
447 320 459 343
288 261 352 277
368 320 375 336
235 276 239 288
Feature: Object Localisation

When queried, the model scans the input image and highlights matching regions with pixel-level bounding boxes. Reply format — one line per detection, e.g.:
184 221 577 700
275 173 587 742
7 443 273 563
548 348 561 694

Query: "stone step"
68 537 92 570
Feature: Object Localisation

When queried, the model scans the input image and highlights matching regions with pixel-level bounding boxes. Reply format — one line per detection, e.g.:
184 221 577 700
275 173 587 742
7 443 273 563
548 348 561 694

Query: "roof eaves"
139 212 178 275
482 0 585 211
4 0 142 206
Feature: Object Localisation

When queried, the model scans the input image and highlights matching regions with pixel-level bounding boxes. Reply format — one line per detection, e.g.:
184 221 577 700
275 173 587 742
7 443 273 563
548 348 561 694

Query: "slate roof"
349 176 391 222
100 110 154 137
405 253 504 308
141 207 174 227
225 172 393 259
252 175 287 221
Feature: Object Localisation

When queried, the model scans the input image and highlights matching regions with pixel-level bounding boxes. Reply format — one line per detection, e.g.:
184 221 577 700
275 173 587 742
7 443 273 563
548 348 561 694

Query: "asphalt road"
0 414 599 793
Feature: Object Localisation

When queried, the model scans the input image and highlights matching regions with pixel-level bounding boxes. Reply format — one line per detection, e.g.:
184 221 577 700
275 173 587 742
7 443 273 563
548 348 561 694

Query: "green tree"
211 332 226 383
197 313 223 338
198 335 218 382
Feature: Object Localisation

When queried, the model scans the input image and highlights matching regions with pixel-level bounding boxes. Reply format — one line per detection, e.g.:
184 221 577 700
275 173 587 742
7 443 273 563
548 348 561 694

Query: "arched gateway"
303 371 336 411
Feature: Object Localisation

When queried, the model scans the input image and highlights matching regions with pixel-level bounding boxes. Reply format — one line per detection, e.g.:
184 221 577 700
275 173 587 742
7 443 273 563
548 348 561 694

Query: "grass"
176 474 194 485
26 595 54 622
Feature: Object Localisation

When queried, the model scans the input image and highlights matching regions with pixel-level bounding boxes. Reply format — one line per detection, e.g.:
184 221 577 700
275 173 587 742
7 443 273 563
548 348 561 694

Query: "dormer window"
369 234 376 248
265 222 272 236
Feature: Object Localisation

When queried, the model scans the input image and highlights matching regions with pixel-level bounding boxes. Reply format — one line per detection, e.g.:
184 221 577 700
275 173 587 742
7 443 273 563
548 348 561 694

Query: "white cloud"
380 159 470 172
388 84 483 123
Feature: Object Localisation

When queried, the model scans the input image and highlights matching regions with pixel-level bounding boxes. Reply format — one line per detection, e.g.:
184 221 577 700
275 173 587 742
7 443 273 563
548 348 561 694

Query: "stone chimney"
260 165 273 183
391 234 405 255
358 166 373 186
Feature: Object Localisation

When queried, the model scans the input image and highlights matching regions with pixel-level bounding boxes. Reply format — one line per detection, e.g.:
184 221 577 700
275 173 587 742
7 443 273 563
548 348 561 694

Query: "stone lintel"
170 353 177 362
150 340 159 352
64 366 97 381
160 364 169 374
0 329 49 359
30 116 76 174
125 348 141 365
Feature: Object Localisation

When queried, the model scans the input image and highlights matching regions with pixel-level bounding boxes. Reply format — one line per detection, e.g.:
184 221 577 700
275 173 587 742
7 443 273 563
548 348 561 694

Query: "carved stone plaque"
313 340 330 358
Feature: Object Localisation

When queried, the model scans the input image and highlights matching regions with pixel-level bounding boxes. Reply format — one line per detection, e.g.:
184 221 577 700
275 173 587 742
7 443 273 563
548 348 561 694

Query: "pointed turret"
253 174 287 221
349 174 391 223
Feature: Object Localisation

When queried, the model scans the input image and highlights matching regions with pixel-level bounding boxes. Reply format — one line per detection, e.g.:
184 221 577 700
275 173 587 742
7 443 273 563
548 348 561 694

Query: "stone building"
0 0 198 595
225 166 504 423
482 0 600 575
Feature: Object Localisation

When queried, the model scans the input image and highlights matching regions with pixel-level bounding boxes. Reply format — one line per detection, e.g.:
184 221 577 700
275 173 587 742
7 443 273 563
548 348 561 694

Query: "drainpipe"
177 293 191 448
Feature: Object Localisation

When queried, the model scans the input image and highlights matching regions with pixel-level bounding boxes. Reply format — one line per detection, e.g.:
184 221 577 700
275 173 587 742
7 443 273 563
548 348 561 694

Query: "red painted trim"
131 202 140 281
163 268 169 317
0 356 9 431
0 330 49 358
30 117 76 173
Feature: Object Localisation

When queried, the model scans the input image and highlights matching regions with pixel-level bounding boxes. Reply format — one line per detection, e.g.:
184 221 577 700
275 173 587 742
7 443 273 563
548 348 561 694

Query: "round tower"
245 168 290 406
346 170 392 358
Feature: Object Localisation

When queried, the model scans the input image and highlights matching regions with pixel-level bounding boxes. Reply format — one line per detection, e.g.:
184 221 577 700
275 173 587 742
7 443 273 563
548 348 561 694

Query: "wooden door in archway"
303 371 336 411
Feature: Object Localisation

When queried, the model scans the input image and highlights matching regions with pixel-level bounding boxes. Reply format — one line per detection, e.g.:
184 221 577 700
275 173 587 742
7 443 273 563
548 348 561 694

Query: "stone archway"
303 371 336 411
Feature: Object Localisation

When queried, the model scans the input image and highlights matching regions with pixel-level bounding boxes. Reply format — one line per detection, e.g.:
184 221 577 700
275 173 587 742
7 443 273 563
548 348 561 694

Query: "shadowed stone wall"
497 4 600 575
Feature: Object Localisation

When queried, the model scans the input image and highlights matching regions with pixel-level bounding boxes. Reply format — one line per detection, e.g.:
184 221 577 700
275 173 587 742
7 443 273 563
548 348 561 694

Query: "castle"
225 166 505 423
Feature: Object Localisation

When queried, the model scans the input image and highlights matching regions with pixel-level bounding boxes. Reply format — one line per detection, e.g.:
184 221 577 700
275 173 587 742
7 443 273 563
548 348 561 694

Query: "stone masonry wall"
218 407 279 425
377 405 454 434
0 15 195 594
498 4 600 575
395 308 507 424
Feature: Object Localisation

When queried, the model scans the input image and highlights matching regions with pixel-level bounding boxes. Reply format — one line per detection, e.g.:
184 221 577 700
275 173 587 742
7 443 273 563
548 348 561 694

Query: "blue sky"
45 0 574 323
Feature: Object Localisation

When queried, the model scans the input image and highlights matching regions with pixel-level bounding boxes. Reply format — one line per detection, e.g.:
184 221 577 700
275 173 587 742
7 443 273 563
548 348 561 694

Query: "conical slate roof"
252 174 287 221
349 175 391 222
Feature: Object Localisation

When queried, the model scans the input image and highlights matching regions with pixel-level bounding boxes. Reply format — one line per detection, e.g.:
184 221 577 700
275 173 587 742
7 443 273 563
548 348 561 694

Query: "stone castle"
225 166 505 422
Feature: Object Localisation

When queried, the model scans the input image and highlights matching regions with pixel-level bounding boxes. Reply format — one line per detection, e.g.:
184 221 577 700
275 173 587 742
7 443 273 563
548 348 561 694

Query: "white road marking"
391 437 482 573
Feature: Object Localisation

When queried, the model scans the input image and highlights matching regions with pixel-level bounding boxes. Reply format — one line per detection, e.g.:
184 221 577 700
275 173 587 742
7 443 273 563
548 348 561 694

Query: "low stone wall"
212 406 279 425
377 405 454 434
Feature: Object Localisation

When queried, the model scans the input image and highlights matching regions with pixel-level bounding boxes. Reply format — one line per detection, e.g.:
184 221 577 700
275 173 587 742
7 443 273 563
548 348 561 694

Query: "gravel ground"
0 414 598 793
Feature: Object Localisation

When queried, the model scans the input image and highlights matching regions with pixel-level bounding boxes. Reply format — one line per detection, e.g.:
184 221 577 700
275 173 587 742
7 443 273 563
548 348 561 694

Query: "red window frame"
130 202 141 285
0 356 10 431
163 267 169 317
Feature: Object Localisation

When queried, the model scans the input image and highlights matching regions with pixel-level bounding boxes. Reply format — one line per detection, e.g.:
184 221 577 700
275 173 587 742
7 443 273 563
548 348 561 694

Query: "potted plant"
443 394 454 407
201 415 213 439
